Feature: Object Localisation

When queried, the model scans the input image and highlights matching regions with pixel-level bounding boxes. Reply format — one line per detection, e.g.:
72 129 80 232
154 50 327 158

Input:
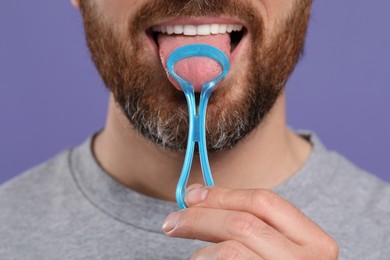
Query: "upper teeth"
152 24 243 36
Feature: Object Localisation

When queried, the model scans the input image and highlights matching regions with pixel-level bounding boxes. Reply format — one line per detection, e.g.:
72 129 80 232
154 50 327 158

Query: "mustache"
132 0 263 32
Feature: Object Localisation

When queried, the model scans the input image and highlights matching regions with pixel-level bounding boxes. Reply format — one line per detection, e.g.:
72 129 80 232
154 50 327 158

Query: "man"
1 0 389 259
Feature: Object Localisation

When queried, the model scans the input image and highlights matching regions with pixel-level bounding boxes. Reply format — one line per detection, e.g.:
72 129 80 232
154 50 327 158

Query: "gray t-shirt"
0 133 389 259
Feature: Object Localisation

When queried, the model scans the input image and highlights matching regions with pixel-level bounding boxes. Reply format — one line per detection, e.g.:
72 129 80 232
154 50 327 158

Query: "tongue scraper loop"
167 44 230 209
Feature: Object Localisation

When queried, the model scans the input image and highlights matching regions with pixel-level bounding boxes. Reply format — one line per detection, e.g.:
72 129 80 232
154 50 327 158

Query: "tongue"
158 34 231 92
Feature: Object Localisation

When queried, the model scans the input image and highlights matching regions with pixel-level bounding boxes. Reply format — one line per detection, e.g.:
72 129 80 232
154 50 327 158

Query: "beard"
79 0 311 152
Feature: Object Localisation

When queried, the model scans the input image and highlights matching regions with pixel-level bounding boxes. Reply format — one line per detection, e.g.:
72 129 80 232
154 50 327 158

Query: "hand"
162 184 339 259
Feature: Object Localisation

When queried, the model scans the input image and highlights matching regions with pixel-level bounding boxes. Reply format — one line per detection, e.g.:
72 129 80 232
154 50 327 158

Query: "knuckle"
227 213 262 238
250 189 278 211
316 234 339 259
217 241 244 260
210 189 229 209
304 236 339 260
326 238 339 258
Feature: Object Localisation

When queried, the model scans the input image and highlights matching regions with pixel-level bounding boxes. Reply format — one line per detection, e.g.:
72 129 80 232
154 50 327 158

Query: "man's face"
79 0 311 152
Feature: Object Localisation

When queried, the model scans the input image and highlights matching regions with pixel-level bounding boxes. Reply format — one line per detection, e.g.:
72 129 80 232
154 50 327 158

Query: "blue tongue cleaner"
166 44 230 209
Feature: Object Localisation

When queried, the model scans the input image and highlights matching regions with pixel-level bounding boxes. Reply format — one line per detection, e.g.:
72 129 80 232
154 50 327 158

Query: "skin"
72 0 339 258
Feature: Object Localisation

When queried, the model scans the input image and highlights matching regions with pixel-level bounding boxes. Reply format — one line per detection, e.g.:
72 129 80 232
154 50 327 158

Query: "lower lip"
145 30 248 91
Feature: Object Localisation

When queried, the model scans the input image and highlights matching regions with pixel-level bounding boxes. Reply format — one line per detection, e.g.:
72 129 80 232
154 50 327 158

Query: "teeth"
218 24 227 34
234 25 243 31
174 25 184 34
197 24 210 36
227 25 234 33
210 24 219 34
167 25 175 35
184 25 197 36
152 24 243 36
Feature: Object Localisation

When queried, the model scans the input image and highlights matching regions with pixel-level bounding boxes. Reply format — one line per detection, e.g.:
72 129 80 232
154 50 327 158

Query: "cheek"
257 0 296 33
95 0 144 34
96 0 141 14
260 0 295 16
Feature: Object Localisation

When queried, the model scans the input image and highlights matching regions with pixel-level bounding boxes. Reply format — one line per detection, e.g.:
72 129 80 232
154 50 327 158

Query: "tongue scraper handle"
167 44 230 209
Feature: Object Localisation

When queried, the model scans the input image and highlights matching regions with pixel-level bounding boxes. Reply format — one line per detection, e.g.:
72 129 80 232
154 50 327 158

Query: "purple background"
1 1 389 184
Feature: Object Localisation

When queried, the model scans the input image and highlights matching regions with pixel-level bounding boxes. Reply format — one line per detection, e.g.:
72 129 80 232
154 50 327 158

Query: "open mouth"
146 18 248 92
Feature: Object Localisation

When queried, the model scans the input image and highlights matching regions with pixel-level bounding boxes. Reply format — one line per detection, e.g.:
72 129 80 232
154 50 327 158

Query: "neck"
93 93 311 202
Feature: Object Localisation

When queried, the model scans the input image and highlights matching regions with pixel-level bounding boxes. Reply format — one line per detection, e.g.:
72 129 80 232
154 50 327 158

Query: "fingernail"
186 184 204 193
162 212 180 233
185 187 208 205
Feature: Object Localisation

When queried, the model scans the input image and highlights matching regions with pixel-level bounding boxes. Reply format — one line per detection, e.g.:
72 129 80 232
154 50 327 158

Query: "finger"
163 207 299 259
185 185 326 244
191 240 263 260
186 183 204 192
